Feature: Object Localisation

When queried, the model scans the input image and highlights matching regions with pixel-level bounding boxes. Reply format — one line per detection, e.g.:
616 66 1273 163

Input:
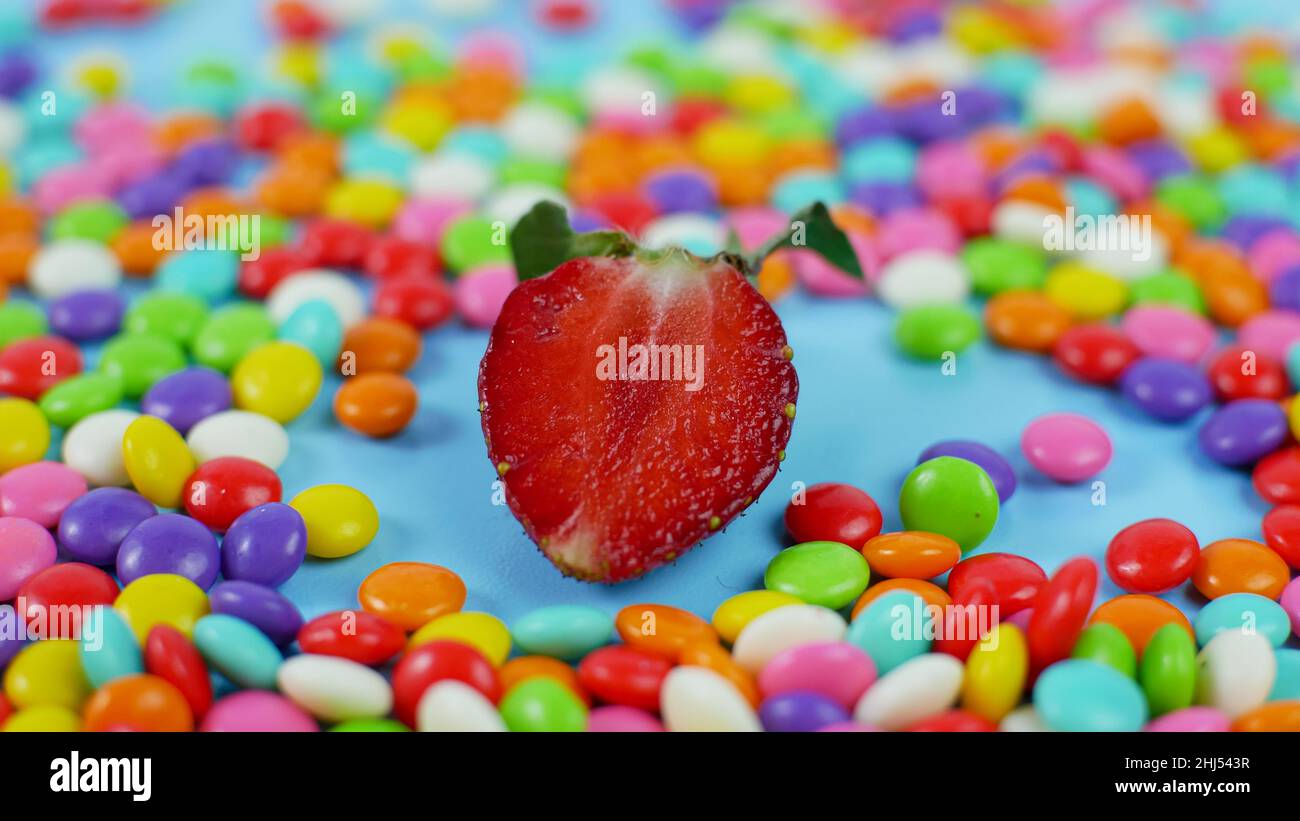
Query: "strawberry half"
479 202 861 582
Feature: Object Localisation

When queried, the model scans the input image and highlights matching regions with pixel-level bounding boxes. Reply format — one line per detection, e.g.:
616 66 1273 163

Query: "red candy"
238 246 311 299
0 693 11 727
946 552 1046 616
391 640 501 727
1253 447 1300 506
298 218 376 269
144 625 214 720
783 483 883 549
1104 518 1199 594
0 335 83 399
1026 557 1098 672
372 277 455 331
363 236 440 280
1052 324 1141 385
589 191 658 235
234 102 308 152
1208 345 1288 401
17 562 119 638
183 457 282 532
297 610 406 667
933 577 997 662
576 645 673 711
907 709 998 732
1262 504 1300 570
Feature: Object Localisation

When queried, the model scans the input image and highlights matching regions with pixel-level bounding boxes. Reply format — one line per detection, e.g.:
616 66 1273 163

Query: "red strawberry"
479 202 860 582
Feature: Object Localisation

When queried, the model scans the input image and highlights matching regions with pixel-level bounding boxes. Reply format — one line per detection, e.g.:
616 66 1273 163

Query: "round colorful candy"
1026 557 1098 671
612 603 716 658
498 676 587 732
144 625 213 720
231 341 323 424
947 552 1046 616
57 487 156 566
122 415 196 509
358 562 466 632
1198 399 1289 466
916 440 1016 502
182 456 282 532
782 482 882 548
1192 538 1290 599
219 502 307 587
208 581 304 647
1119 357 1213 421
390 641 501 727
0 516 57 600
1051 323 1142 385
192 613 282 690
1069 622 1136 678
0 461 87 527
861 531 961 579
333 372 418 438
117 513 221 589
289 484 379 559
1020 413 1111 483
898 456 999 551
1033 659 1147 732
1105 518 1199 594
140 367 232 435
81 674 193 733
1252 447 1300 505
297 610 409 666
765 541 871 610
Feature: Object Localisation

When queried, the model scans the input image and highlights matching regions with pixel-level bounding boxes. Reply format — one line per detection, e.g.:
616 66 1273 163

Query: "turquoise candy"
156 250 241 303
845 590 931 674
1270 648 1300 701
1034 659 1148 732
193 614 282 689
442 127 509 165
511 605 614 661
1064 177 1117 219
1192 592 1290 648
79 607 144 689
1217 164 1290 218
278 300 344 368
1286 342 1300 389
344 132 415 184
842 137 916 184
771 172 846 214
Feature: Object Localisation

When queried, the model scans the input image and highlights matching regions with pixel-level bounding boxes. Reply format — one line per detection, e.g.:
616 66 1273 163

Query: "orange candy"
111 221 170 276
257 162 333 217
861 531 961 579
714 163 771 207
1087 594 1194 654
1097 97 1162 146
499 655 589 704
614 603 718 659
445 66 518 122
0 232 36 286
768 140 837 175
358 561 467 632
1199 267 1268 328
851 578 952 620
1232 701 1300 732
334 373 419 438
1001 175 1067 213
0 198 39 235
155 112 224 154
984 290 1073 352
678 640 760 707
81 674 194 732
277 132 340 174
756 253 795 302
181 188 250 219
1191 538 1290 600
340 317 422 374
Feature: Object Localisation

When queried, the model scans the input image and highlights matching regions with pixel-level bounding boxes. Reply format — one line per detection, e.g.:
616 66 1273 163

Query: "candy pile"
1 0 1300 731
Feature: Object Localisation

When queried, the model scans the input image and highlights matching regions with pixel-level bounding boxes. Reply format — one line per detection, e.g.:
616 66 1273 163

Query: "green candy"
1155 174 1227 231
765 541 871 611
312 88 376 132
499 156 567 189
1070 622 1136 678
125 293 210 346
0 302 48 349
37 373 123 428
962 238 1047 294
1138 623 1196 717
759 108 827 141
328 718 410 732
50 199 128 244
440 214 511 274
668 62 728 97
894 304 981 359
498 678 587 732
98 333 187 399
191 304 276 372
256 213 292 250
899 457 999 552
395 50 451 83
1128 270 1205 314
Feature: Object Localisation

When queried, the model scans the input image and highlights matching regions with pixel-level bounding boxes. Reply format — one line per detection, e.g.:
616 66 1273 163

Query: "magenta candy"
1021 413 1112 483
585 705 665 732
0 461 88 527
1144 706 1232 732
1237 310 1300 361
726 206 788 251
793 233 879 296
876 207 961 260
392 198 471 247
1006 608 1034 631
1120 305 1215 364
454 264 516 328
0 517 58 599
32 165 115 215
757 642 876 709
75 102 154 156
1281 577 1300 640
816 721 881 732
1248 229 1300 283
916 141 986 200
200 691 319 732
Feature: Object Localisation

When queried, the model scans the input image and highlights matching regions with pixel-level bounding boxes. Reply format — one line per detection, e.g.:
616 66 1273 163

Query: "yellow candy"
1187 127 1249 174
692 118 770 169
2 705 83 732
950 7 1020 53
325 178 405 229
0 397 51 472
276 43 322 87
1044 262 1128 320
795 22 859 54
0 161 11 196
72 55 126 100
961 623 1029 723
290 483 379 558
710 590 803 644
231 341 323 424
382 99 452 151
122 415 195 508
409 611 511 665
726 75 795 115
115 573 211 642
3 640 91 711
1288 393 1300 441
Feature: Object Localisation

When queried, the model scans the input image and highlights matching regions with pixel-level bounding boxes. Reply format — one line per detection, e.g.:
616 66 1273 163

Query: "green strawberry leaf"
755 202 863 279
510 201 635 280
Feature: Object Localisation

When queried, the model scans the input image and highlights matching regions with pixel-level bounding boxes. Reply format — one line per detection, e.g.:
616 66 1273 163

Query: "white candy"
267 270 366 328
1156 84 1219 139
1195 630 1276 719
853 653 963 730
417 680 506 732
277 655 393 722
61 409 139 487
186 410 290 470
875 250 970 309
897 38 975 88
0 100 25 157
991 200 1056 248
1073 232 1169 282
28 239 123 299
483 184 569 228
999 704 1048 732
835 45 903 98
731 604 847 674
660 666 761 732
500 102 580 163
640 214 727 256
699 26 781 77
410 151 495 202
581 66 662 120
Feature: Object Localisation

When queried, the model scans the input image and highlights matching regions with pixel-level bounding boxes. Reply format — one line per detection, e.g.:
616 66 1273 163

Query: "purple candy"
0 607 26 670
835 107 896 148
759 691 849 732
917 440 1016 502
0 51 37 99
1120 358 1213 422
117 172 188 220
1198 399 1289 467
1221 215 1291 251
1126 140 1192 182
888 10 942 42
140 367 232 435
57 487 157 566
47 289 125 341
116 513 221 589
170 139 238 187
568 209 610 233
219 502 307 588
1269 265 1300 312
849 181 921 214
643 169 717 214
208 580 304 647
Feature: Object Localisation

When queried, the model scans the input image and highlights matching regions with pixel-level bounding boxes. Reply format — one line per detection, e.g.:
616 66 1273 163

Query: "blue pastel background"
24 0 1272 629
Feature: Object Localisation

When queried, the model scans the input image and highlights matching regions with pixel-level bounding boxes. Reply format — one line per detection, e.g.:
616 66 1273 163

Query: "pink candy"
793 233 879 297
32 164 115 215
1281 576 1300 640
916 141 987 201
0 516 58 600
200 691 319 732
1236 310 1300 362
454 264 518 328
1144 706 1232 732
585 705 665 732
0 461 88 528
1021 412 1112 483
726 206 788 252
74 102 154 156
757 641 876 709
1082 146 1148 203
1246 229 1300 283
1120 305 1215 364
392 198 472 247
875 208 961 260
